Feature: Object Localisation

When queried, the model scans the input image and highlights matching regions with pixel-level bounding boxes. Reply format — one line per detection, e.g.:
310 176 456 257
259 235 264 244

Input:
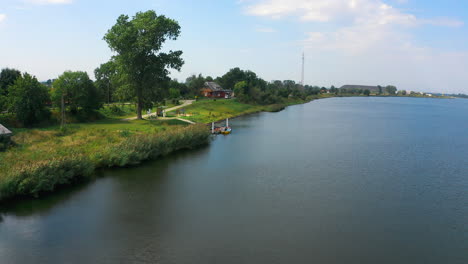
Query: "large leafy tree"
95 60 118 104
217 67 245 90
385 85 397 95
218 68 267 92
104 10 184 119
52 71 101 114
0 68 21 96
8 73 50 126
0 68 22 111
185 74 206 96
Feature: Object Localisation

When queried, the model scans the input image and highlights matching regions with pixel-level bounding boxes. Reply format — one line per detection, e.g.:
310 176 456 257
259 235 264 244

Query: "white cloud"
244 0 462 27
24 0 73 5
0 14 6 23
241 0 467 92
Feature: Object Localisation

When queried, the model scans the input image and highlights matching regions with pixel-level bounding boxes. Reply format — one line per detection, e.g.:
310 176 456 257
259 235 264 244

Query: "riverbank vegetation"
171 96 331 124
0 121 210 201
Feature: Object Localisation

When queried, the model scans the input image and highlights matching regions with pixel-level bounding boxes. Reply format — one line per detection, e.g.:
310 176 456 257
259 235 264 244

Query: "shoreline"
0 94 452 203
0 124 211 203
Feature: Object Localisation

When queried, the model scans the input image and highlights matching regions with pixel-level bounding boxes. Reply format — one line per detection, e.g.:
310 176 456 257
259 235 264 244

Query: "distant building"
201 82 233 99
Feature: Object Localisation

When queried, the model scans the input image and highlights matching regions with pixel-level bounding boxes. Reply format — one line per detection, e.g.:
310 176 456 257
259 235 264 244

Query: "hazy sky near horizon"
1 0 467 93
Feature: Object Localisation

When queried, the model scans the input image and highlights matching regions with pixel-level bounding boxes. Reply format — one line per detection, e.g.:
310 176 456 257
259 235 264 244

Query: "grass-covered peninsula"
0 120 210 201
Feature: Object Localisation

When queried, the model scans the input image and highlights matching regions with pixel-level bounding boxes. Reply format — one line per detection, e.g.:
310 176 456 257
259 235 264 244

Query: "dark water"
1 97 467 264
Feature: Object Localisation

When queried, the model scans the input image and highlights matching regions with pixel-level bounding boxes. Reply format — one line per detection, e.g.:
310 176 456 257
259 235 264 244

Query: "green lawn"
99 102 178 119
0 119 189 176
168 98 322 123
168 99 268 123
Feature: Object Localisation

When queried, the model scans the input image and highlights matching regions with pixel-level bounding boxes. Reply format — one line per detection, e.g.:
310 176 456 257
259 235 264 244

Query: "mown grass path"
124 100 194 121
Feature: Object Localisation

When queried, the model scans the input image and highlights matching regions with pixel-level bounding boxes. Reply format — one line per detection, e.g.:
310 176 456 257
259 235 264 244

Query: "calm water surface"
1 97 467 264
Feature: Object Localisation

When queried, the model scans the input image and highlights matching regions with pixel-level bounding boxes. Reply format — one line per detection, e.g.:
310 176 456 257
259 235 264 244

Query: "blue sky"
0 0 467 93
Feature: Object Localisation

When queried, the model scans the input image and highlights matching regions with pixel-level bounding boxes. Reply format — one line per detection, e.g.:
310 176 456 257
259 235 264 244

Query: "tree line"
0 10 366 128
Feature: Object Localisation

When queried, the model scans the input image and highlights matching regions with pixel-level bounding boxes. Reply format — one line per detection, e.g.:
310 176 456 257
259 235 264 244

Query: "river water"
1 97 467 264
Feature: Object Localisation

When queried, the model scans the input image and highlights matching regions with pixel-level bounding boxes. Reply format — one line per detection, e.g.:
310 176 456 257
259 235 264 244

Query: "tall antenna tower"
301 52 305 87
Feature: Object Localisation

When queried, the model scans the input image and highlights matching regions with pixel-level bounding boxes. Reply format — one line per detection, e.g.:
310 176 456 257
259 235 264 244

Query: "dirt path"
124 100 194 121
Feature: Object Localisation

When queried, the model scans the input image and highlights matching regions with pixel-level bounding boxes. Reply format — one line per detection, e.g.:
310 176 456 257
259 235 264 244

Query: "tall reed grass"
0 124 210 201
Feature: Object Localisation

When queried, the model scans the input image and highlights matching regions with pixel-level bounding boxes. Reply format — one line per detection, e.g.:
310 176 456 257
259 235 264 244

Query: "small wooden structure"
201 82 233 99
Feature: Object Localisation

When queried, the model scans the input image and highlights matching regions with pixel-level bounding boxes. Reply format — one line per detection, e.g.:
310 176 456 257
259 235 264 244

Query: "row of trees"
337 85 398 96
0 63 330 127
1 10 184 126
4 10 403 127
0 68 104 127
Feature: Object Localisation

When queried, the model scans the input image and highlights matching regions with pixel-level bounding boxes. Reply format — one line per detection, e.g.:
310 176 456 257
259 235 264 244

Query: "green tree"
364 89 371 96
0 68 22 111
95 60 118 104
218 68 246 91
186 74 206 96
234 81 249 102
8 73 50 126
104 10 184 119
385 85 397 95
0 68 21 96
52 71 101 114
169 87 181 99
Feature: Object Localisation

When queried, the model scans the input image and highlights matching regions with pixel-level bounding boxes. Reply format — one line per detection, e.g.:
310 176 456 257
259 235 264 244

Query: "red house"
201 82 233 99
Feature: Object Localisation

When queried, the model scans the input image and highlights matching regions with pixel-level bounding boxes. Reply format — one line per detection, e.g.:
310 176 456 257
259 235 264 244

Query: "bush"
0 136 12 151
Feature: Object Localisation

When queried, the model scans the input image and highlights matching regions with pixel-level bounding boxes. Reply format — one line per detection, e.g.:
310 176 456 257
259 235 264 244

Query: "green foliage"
0 68 21 96
169 87 181 99
0 95 7 112
0 135 12 152
101 124 209 167
8 73 51 127
119 129 132 137
0 122 210 201
185 74 206 96
364 89 371 96
233 81 249 102
218 67 266 91
0 156 94 199
385 85 397 95
52 71 102 113
104 10 184 119
94 60 118 104
0 68 22 112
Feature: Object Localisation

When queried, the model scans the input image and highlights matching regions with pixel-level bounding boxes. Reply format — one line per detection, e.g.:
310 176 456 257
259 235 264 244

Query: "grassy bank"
0 120 210 201
169 97 325 124
0 96 327 202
